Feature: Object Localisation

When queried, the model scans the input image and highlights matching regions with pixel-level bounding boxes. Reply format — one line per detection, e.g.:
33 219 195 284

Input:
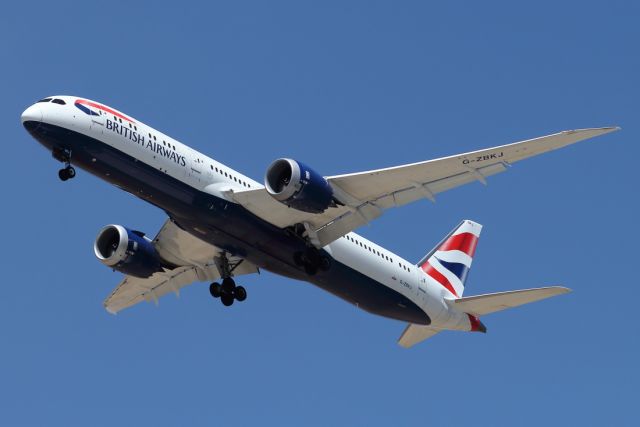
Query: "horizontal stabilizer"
398 324 441 348
450 286 571 316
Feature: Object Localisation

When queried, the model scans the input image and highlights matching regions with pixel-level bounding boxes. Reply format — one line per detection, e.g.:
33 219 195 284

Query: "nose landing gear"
53 147 76 181
58 165 76 181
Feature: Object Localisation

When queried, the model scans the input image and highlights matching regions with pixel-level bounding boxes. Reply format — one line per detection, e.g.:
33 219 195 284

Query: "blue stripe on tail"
435 258 470 285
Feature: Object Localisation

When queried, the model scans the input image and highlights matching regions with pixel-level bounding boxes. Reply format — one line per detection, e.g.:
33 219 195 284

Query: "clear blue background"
1 1 637 426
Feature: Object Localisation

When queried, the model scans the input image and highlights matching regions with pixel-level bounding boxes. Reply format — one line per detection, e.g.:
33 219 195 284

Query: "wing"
104 219 259 314
450 286 571 317
398 324 441 348
230 127 618 247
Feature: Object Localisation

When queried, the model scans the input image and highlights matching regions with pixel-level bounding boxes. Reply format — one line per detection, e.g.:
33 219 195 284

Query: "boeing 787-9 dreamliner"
21 96 618 347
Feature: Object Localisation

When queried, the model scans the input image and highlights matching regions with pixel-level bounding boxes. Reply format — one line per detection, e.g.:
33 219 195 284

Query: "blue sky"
1 1 638 425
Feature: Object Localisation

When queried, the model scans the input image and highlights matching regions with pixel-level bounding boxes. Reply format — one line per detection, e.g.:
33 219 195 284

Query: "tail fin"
417 220 482 298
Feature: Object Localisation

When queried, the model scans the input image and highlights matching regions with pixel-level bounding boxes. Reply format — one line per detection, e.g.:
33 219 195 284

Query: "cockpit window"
52 99 66 105
37 98 52 103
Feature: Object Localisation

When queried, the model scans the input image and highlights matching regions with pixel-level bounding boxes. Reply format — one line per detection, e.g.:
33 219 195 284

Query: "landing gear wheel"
221 277 235 293
58 166 75 181
304 264 318 276
221 294 234 306
209 282 221 298
234 286 247 302
296 247 330 276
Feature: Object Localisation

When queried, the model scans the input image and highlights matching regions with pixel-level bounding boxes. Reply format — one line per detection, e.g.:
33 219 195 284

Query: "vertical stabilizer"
416 220 482 298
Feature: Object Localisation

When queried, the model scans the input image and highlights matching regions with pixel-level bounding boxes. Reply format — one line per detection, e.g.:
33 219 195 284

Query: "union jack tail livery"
417 220 482 298
399 219 571 348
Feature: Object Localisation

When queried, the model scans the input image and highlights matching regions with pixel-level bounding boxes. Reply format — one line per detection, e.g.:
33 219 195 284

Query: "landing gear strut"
53 147 76 181
208 253 248 307
294 247 331 276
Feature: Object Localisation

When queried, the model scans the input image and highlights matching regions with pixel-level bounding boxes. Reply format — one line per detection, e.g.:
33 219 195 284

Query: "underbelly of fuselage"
24 120 430 325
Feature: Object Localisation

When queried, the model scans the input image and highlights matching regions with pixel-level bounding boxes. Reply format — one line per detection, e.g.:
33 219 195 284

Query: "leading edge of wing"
326 127 620 180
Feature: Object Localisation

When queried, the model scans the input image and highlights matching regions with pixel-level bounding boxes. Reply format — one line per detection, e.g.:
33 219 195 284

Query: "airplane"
21 95 619 347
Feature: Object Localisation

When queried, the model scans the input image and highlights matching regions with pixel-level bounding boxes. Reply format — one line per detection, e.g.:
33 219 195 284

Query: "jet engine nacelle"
264 158 334 213
94 224 163 278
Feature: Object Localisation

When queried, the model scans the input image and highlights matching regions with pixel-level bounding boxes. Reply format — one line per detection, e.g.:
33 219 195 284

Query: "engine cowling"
264 158 334 213
94 224 163 278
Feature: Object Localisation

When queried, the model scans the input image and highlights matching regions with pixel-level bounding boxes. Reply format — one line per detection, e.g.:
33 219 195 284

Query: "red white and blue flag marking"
419 220 481 298
74 99 135 123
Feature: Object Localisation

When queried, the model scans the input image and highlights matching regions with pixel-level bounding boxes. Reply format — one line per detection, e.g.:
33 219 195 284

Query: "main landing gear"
293 247 331 276
209 278 247 307
208 253 247 307
53 147 76 181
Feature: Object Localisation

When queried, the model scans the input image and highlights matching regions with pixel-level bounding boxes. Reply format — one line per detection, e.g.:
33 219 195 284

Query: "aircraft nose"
21 104 43 130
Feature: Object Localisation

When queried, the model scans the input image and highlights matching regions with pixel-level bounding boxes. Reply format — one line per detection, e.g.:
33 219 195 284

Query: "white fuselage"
22 96 473 331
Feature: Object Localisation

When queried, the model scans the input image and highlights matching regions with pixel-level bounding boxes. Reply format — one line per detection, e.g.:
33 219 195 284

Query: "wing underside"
398 324 441 348
103 220 259 314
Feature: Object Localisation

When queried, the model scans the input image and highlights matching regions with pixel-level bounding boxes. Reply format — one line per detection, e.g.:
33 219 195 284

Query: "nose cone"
21 104 43 130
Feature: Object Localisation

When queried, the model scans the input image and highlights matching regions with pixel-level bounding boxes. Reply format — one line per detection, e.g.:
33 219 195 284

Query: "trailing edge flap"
448 286 571 317
398 324 441 348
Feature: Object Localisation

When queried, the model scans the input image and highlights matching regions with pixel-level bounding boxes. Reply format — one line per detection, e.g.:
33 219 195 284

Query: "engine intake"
94 224 163 278
264 158 334 213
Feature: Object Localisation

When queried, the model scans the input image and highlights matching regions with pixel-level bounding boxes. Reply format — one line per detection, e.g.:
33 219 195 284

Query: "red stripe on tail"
437 232 479 257
422 262 459 297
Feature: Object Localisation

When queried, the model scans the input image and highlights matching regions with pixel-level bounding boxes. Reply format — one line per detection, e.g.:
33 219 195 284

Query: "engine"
264 158 334 213
94 224 164 278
